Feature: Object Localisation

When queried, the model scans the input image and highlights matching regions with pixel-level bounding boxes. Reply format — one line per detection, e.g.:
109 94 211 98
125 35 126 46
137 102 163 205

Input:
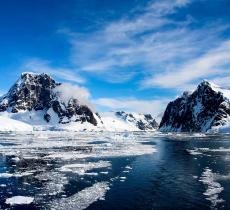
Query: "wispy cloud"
61 0 229 87
60 0 194 81
142 40 230 90
146 0 191 16
22 59 85 84
211 76 230 88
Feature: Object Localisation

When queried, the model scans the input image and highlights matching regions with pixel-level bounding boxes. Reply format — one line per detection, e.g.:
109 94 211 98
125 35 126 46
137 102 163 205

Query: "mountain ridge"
0 73 158 131
159 80 230 132
0 72 99 126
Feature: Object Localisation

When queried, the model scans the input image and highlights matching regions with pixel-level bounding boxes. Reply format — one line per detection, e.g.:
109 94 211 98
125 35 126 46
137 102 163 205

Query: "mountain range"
0 72 229 133
0 73 158 132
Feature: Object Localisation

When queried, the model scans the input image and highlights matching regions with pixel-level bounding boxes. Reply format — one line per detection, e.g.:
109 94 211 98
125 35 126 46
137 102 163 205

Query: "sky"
0 0 230 118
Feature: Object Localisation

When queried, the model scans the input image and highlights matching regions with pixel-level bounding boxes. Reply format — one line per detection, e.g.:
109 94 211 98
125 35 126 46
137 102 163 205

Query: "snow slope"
99 112 158 132
0 109 158 132
0 111 158 132
100 112 138 131
0 116 33 132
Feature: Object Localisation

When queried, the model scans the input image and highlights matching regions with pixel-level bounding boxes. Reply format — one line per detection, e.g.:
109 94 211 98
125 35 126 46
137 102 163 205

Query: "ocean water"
0 132 229 209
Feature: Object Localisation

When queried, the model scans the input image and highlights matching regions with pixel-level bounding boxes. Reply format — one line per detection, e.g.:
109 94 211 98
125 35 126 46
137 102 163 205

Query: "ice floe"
5 196 34 205
187 147 230 156
59 161 111 175
0 171 34 178
199 168 224 208
50 182 110 210
35 171 68 196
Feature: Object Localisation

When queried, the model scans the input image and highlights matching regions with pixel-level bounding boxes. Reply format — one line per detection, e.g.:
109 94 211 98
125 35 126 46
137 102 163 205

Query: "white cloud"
142 40 230 89
62 0 197 82
22 59 85 84
93 97 170 119
147 0 191 16
211 76 230 88
62 0 229 87
53 83 94 109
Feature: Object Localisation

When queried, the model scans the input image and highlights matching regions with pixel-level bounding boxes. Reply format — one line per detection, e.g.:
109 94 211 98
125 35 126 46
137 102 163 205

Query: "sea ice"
50 182 110 210
0 131 157 209
199 168 224 208
5 196 34 205
59 161 111 175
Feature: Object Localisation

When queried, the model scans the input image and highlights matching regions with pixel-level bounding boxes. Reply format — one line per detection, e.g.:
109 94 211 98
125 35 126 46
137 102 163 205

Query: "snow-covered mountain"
115 111 158 130
0 73 158 132
0 72 100 128
100 111 158 131
159 81 230 132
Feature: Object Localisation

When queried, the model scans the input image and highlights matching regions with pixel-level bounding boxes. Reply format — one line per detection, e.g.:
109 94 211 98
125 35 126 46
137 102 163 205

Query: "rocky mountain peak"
0 73 98 126
159 80 230 132
19 72 58 88
198 80 212 87
1 72 59 113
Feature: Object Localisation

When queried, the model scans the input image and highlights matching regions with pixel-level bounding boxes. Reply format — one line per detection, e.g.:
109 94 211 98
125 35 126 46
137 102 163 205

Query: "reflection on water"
0 132 229 209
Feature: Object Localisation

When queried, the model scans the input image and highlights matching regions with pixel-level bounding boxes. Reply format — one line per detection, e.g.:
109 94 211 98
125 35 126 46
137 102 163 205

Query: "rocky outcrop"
159 81 230 132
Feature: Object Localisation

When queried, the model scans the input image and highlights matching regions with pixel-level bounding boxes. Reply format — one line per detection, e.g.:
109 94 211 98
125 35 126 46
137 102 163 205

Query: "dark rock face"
0 73 58 112
116 111 158 130
159 81 230 132
0 73 98 125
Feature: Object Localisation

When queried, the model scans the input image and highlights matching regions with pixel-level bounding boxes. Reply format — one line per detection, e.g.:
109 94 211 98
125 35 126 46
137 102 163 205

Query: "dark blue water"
0 134 230 210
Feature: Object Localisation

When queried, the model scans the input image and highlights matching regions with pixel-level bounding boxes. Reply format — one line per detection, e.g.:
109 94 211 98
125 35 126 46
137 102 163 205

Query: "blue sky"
0 0 230 117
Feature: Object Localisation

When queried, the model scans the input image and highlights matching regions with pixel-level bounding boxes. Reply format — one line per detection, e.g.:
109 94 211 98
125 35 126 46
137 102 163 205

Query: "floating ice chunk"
59 161 111 175
209 148 230 152
199 168 224 208
187 147 230 156
100 171 109 174
186 149 202 155
50 182 110 210
12 157 20 162
84 172 98 176
0 171 34 178
120 177 126 180
36 171 68 195
120 176 127 182
5 196 34 205
0 173 13 178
